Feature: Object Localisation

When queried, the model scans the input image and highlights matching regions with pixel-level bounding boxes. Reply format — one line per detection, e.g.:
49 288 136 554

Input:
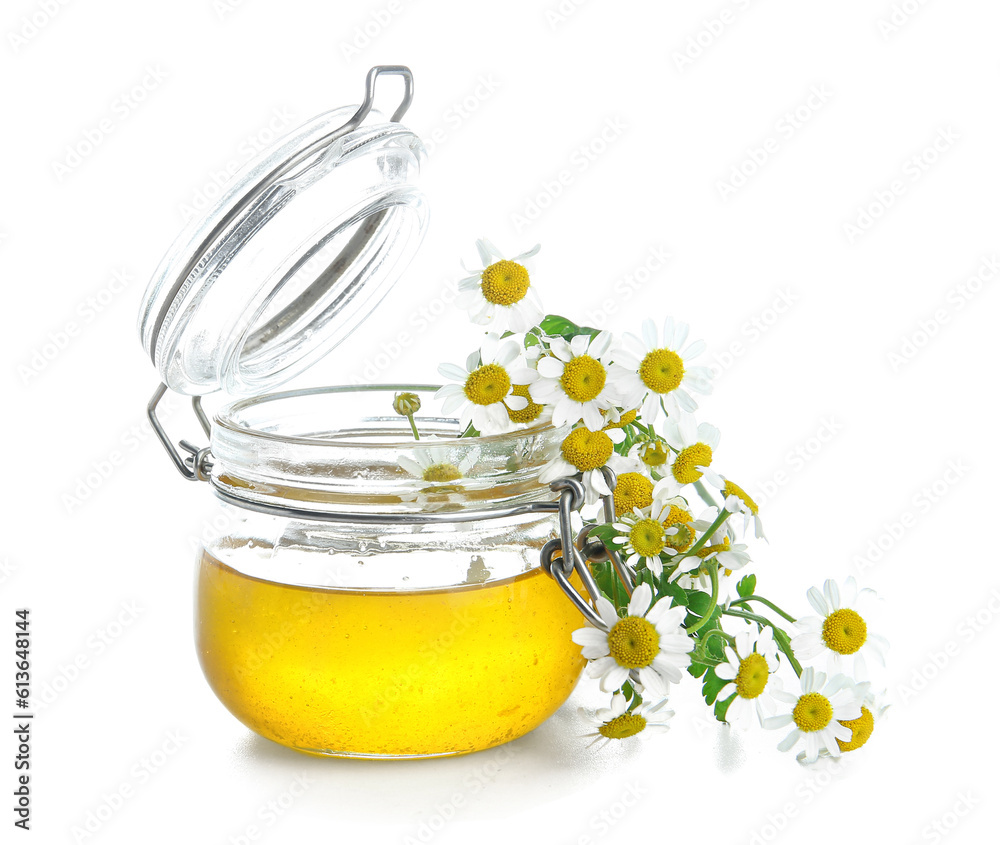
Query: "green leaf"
687 590 714 616
590 560 614 603
639 567 657 592
524 331 541 348
706 631 726 660
589 522 619 549
687 661 709 679
736 574 756 598
538 314 602 340
658 579 689 606
700 667 731 705
714 692 737 722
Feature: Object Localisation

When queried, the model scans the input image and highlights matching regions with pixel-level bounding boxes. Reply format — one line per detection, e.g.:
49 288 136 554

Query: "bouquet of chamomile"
396 239 888 764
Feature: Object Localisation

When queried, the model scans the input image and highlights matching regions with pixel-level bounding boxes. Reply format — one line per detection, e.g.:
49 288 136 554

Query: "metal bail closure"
541 469 638 627
148 384 214 481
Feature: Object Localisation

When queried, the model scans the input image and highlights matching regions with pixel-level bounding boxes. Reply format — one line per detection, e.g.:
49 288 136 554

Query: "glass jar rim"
214 384 558 448
208 385 569 520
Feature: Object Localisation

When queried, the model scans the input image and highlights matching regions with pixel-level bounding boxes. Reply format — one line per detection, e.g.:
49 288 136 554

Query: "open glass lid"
138 66 429 397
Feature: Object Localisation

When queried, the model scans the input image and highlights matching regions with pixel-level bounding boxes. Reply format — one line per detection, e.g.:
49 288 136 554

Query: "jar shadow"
231 699 644 823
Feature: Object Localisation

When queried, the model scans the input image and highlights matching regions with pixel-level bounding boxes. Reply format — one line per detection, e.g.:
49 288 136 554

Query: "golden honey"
196 552 586 757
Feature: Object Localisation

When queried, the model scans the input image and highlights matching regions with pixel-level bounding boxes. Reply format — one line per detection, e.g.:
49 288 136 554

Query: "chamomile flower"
715 627 781 729
651 496 698 554
835 683 888 754
699 536 751 572
611 508 673 576
503 382 552 428
397 444 481 506
612 317 713 423
397 444 481 483
601 407 638 429
580 692 674 748
629 436 670 471
571 582 695 697
435 334 533 435
791 577 888 680
529 331 624 431
611 471 655 517
717 476 766 540
456 239 544 332
539 425 634 504
660 414 724 488
689 513 751 572
764 668 863 763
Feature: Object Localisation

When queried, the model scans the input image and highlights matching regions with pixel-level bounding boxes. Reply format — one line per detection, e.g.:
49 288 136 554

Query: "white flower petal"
627 582 653 617
806 587 829 616
438 363 469 381
776 728 800 751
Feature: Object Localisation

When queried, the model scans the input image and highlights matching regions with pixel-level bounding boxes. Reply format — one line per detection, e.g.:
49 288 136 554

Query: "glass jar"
196 385 585 758
138 67 595 759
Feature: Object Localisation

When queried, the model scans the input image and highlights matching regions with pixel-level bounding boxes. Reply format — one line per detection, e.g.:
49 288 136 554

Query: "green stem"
406 413 420 441
611 562 623 612
728 595 797 624
685 562 719 635
694 627 735 662
683 508 731 559
694 479 720 510
721 608 802 676
700 627 736 649
632 421 655 438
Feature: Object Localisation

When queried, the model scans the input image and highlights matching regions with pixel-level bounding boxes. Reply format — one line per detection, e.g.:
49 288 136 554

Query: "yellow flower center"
598 712 648 740
665 523 695 552
660 505 693 527
464 363 511 406
612 472 653 517
723 480 758 515
639 348 685 394
480 259 530 306
822 608 868 655
505 384 543 423
672 443 713 484
792 692 833 732
735 653 770 699
606 616 660 669
638 439 669 467
560 428 614 472
697 537 731 559
837 706 875 752
421 463 462 483
602 409 638 430
629 518 665 558
560 354 607 403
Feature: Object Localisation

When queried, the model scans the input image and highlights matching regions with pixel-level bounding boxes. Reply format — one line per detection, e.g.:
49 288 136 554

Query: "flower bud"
393 392 422 417
639 439 669 467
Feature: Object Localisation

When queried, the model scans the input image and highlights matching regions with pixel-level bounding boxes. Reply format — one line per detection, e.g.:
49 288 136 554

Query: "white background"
2 0 998 843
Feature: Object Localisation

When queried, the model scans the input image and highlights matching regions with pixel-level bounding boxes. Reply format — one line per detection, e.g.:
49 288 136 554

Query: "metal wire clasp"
147 383 214 481
540 469 638 627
